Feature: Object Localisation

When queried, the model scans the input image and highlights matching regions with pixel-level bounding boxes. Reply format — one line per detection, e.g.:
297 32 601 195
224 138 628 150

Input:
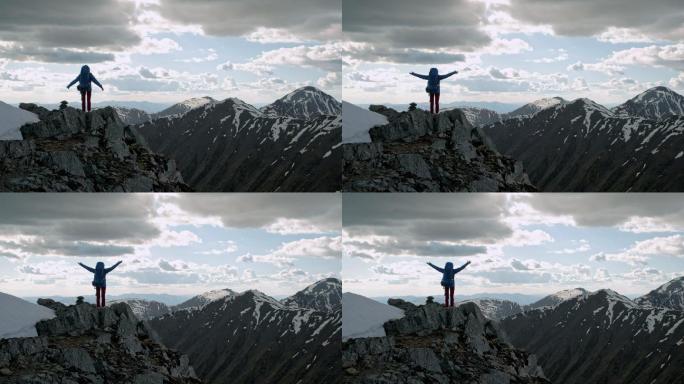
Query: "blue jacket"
79 261 121 288
67 65 103 92
411 68 458 94
428 261 469 288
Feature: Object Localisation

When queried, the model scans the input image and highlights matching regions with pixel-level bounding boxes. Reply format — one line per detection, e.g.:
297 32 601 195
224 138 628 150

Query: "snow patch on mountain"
0 101 39 140
0 292 54 338
342 292 404 340
342 101 387 143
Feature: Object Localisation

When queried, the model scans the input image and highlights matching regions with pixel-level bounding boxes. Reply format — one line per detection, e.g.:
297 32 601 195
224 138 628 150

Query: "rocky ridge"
0 298 200 383
343 299 549 383
0 104 189 192
343 105 535 192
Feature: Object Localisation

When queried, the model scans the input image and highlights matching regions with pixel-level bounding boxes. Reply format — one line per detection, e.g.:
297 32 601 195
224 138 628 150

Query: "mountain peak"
614 86 684 120
505 96 568 118
282 278 342 312
636 276 684 310
262 86 341 119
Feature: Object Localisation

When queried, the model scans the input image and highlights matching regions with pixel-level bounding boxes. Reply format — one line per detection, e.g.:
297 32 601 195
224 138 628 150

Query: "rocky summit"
0 298 200 384
342 299 549 384
0 104 189 192
343 106 535 192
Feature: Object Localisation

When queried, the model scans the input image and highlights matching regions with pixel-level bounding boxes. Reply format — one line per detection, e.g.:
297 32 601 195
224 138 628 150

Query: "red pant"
430 93 440 114
81 90 92 112
444 285 454 307
96 286 106 308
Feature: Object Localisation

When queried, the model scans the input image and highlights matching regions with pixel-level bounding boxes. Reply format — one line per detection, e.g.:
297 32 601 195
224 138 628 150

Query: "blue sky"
0 0 341 106
343 194 684 298
0 194 341 297
342 0 684 108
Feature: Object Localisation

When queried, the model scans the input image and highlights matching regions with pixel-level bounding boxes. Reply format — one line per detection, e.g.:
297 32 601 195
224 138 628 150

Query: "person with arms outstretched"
67 65 104 112
78 261 122 308
427 260 471 307
410 68 458 114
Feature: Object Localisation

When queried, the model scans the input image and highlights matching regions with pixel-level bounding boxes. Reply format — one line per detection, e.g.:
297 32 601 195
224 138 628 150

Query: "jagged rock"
343 301 548 384
0 300 200 383
343 106 536 192
387 298 417 313
0 105 190 191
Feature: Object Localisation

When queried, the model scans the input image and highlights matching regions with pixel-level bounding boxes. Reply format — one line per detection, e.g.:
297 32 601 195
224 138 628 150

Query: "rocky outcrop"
343 300 549 384
0 299 200 383
0 104 190 191
343 106 535 192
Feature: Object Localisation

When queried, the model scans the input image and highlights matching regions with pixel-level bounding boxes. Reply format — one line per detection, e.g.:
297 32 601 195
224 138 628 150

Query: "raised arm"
78 262 96 273
67 76 79 89
438 71 458 80
105 261 122 273
427 262 444 273
410 72 430 80
453 261 471 274
90 74 103 90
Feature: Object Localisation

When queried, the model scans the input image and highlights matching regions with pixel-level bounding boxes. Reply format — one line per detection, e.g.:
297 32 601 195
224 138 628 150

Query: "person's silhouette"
78 261 122 308
67 65 104 112
410 68 458 114
427 261 470 307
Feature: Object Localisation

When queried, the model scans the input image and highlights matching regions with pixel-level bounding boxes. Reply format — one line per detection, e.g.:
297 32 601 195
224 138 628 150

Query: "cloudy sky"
0 194 341 298
0 0 340 106
343 194 684 298
342 0 684 107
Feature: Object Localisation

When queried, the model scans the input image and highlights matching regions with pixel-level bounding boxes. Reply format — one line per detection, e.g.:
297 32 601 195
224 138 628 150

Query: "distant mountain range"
148 278 341 384
482 87 684 191
137 86 341 191
501 277 684 384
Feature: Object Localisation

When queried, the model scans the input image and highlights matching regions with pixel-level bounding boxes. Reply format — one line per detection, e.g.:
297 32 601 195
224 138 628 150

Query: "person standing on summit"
410 68 458 114
67 65 104 112
78 261 122 308
427 260 471 307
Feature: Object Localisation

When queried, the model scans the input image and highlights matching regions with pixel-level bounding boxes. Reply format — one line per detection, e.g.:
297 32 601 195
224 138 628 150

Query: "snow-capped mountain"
138 88 341 192
282 277 341 313
111 106 152 125
501 288 684 384
0 292 54 338
503 97 568 118
525 288 589 310
483 96 684 191
342 292 404 340
459 298 523 320
342 101 387 143
636 276 684 311
108 298 171 320
172 288 236 312
151 96 217 119
0 101 39 140
149 280 341 384
613 86 684 120
458 106 502 126
261 86 341 119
